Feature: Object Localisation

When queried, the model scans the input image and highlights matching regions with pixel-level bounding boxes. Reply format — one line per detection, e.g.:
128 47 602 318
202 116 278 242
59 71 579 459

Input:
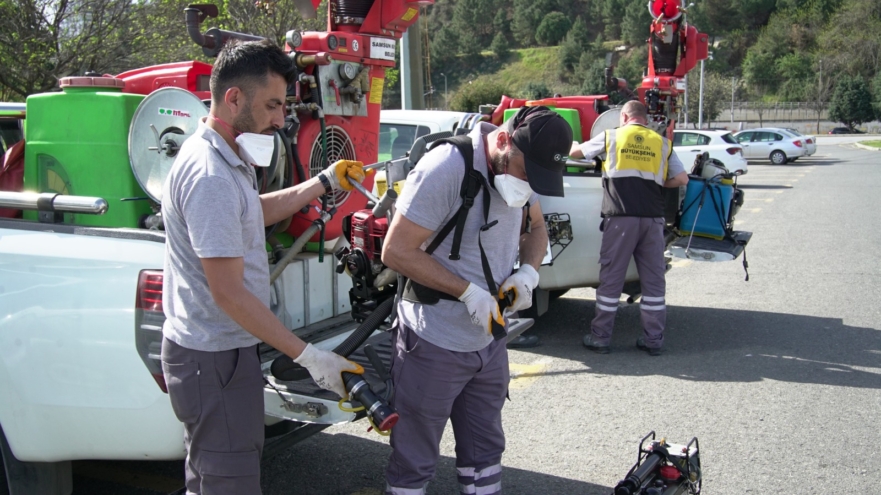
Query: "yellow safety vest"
601 124 673 217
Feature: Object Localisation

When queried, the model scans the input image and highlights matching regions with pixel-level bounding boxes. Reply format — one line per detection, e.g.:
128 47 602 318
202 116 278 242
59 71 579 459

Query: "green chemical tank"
23 77 151 227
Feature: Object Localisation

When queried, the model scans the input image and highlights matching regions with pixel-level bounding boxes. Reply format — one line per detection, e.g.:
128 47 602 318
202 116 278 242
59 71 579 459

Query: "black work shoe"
636 337 662 356
583 335 610 354
508 334 541 349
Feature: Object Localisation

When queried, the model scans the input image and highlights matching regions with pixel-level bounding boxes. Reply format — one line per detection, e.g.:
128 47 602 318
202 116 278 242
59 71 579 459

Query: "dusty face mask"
494 149 533 207
235 133 275 167
495 173 533 207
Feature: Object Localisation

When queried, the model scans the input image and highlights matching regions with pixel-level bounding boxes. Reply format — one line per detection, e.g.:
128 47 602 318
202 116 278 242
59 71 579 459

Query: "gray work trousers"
385 324 509 495
161 338 264 495
590 216 667 348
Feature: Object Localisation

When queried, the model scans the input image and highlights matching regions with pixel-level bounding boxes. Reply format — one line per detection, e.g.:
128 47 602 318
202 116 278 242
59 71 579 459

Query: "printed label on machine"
370 38 396 61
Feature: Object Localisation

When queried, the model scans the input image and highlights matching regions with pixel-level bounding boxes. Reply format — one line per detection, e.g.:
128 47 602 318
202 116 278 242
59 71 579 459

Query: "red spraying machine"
490 0 708 142
117 0 434 242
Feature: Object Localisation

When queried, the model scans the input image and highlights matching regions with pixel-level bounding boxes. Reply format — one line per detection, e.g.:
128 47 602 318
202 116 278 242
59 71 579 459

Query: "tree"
686 70 730 128
806 58 835 134
559 16 591 71
511 0 556 46
775 53 814 101
520 82 550 100
450 78 509 112
0 0 144 99
873 71 881 116
453 0 496 48
578 55 607 96
431 25 460 69
491 32 510 59
493 9 511 40
828 76 877 131
620 0 652 47
535 12 571 46
817 0 881 81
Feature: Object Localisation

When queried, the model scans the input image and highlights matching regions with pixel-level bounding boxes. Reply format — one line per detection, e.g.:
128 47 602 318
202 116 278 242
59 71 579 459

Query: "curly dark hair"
209 39 296 104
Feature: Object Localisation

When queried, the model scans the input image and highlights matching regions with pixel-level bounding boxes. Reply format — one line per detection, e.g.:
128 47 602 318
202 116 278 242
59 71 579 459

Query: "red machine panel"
117 61 213 100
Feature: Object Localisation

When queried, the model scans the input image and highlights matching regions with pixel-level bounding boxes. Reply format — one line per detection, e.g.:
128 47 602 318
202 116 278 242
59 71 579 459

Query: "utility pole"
817 59 822 134
731 77 736 123
698 58 705 129
401 19 425 110
683 74 689 128
440 72 447 110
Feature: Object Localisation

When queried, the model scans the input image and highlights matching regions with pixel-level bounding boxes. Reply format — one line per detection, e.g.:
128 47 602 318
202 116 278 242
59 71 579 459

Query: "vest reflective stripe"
604 125 670 187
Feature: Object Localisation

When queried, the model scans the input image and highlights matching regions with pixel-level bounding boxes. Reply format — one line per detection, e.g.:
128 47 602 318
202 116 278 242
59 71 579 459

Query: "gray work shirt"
395 123 537 353
161 120 268 352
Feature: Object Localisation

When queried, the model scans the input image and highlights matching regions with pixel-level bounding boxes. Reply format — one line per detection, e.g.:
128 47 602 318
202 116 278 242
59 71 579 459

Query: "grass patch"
445 46 579 99
860 140 881 148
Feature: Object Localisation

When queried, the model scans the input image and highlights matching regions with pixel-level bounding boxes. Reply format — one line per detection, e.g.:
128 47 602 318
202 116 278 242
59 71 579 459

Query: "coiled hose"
270 296 395 381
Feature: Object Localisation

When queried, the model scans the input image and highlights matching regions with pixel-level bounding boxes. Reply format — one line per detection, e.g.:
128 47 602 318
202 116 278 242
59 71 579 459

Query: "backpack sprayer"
613 432 702 495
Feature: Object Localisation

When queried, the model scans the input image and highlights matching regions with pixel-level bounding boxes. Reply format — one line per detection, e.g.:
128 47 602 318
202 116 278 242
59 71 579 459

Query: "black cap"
507 106 573 197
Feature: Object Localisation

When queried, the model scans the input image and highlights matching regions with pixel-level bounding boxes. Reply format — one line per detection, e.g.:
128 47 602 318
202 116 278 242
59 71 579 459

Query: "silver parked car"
733 128 809 164
784 128 817 157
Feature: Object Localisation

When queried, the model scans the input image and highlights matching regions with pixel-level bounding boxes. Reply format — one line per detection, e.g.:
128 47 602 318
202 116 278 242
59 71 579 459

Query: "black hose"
291 137 307 185
334 297 394 357
270 296 395 381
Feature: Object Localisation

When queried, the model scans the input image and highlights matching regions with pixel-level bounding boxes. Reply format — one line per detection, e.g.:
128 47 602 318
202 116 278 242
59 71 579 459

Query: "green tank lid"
503 106 582 143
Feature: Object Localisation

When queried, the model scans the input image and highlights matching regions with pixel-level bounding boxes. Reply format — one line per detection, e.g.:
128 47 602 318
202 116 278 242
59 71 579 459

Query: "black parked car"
828 127 864 134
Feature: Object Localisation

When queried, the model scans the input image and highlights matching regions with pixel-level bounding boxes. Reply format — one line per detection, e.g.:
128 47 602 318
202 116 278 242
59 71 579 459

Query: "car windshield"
785 128 804 136
720 133 737 144
378 123 431 161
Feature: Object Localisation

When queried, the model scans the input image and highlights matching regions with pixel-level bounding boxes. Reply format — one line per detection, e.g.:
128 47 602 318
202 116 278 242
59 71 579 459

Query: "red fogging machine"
603 0 709 140
613 432 702 495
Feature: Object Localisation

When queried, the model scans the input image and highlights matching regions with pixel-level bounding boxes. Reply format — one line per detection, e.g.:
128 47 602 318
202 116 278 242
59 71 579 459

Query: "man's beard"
232 103 275 135
489 149 507 175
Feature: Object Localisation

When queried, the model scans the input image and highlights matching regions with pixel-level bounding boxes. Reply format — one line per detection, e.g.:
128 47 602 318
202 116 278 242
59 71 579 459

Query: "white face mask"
495 174 533 208
235 133 275 167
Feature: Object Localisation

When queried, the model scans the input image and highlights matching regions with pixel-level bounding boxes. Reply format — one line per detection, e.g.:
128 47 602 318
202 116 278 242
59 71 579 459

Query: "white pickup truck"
0 95 540 494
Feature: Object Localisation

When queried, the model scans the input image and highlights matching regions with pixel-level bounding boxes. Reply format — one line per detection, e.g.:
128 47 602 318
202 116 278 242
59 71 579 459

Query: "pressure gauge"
285 30 302 48
327 35 339 50
339 63 358 82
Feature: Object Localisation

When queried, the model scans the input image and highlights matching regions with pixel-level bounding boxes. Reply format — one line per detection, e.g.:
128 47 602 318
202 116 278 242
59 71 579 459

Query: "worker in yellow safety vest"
569 101 688 356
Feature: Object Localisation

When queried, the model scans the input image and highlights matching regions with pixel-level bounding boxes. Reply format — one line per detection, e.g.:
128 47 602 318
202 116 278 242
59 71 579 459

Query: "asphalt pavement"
10 135 877 494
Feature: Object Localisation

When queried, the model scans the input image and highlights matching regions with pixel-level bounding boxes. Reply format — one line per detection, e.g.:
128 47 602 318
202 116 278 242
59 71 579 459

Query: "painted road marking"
73 461 183 493
747 208 762 213
742 190 784 194
763 198 775 202
509 358 553 390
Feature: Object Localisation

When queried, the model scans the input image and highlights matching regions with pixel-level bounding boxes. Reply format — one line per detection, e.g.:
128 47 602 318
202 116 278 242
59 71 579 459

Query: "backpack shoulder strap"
424 135 482 260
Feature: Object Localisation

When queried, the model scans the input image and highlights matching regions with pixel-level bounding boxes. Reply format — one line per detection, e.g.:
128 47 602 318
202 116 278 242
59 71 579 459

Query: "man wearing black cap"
380 106 572 495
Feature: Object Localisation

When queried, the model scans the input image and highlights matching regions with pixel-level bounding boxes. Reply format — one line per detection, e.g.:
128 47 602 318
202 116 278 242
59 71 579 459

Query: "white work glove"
499 264 540 313
318 159 371 192
293 343 364 398
458 282 505 335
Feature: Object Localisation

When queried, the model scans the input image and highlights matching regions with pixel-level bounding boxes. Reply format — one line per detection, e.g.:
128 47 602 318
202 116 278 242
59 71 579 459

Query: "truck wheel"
0 424 71 495
770 150 787 165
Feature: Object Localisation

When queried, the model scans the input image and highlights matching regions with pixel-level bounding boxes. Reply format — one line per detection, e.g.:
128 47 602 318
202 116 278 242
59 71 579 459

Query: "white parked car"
672 129 748 175
733 128 809 164
378 110 482 161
